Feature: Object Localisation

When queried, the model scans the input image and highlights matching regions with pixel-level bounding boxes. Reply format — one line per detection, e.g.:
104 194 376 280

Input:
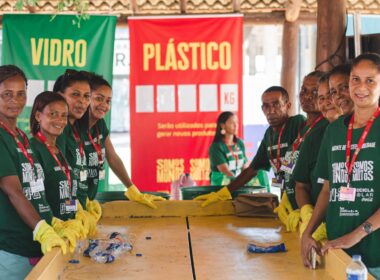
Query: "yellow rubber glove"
312 223 327 241
299 204 314 237
75 199 97 236
75 210 90 237
287 209 300 232
86 198 102 222
273 192 294 231
124 184 166 209
52 217 86 239
193 186 232 207
51 217 79 252
61 219 87 240
33 220 67 255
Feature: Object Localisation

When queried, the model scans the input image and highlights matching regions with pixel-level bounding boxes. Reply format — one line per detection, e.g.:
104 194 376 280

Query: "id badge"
271 174 284 189
98 169 105 180
280 160 295 174
30 178 45 193
339 186 356 202
80 169 87 182
65 199 78 212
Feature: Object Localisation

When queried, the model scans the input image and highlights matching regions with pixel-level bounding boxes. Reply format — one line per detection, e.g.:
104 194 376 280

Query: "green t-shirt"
0 127 53 257
315 114 380 268
57 123 88 208
283 118 329 209
209 138 247 174
30 137 77 221
84 119 109 200
292 122 329 206
209 138 252 186
249 115 306 176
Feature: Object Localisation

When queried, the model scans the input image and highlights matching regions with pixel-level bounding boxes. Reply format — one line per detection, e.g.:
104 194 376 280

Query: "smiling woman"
301 54 380 278
84 72 165 209
0 66 66 279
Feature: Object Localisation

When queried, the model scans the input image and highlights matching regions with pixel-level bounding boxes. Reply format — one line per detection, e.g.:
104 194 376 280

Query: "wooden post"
281 19 299 115
316 0 346 71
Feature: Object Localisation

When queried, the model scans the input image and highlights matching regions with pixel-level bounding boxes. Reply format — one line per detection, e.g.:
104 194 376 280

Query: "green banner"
2 14 117 191
2 14 116 132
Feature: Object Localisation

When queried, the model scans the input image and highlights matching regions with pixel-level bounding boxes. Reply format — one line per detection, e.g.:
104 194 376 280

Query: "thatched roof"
1 0 379 17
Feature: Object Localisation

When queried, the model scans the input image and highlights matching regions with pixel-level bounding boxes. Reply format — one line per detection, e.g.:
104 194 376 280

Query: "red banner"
129 15 243 192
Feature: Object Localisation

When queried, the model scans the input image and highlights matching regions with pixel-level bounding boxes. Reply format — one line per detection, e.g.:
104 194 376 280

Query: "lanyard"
269 123 286 172
36 132 72 191
226 143 239 166
87 125 103 165
345 107 380 187
292 115 324 152
70 123 84 160
0 121 36 178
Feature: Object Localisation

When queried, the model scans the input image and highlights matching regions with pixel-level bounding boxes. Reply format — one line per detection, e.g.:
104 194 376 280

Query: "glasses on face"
0 91 26 102
261 101 284 112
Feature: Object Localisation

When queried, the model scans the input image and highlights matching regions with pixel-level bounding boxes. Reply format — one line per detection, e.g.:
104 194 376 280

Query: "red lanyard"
87 126 103 165
269 123 285 172
70 124 84 159
0 121 36 175
226 143 239 165
292 115 324 152
345 107 380 186
36 132 72 190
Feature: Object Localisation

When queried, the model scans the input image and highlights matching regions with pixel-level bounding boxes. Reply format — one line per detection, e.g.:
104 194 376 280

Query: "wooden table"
26 201 375 280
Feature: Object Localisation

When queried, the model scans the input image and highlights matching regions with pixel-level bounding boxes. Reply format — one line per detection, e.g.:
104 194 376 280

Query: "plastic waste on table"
82 232 133 264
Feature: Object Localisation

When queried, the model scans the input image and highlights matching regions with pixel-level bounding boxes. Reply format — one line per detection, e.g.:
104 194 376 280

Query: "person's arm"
216 163 234 177
322 208 380 254
227 138 269 193
295 182 312 208
227 167 258 193
104 135 133 188
0 175 41 229
301 180 330 268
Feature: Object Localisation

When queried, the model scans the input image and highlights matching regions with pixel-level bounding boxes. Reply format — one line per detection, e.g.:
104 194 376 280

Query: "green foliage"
15 0 90 28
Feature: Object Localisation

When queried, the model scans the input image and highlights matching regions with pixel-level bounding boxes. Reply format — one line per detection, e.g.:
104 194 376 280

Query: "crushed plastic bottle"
83 239 99 257
346 255 368 280
171 173 196 200
91 252 115 264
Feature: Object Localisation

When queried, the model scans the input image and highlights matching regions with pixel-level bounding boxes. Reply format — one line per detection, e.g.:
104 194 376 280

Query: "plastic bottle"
91 252 115 264
83 239 99 257
346 255 368 280
106 242 132 257
171 173 196 200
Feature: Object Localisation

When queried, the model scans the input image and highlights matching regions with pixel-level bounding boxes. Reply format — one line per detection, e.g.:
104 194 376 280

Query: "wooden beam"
316 0 346 71
285 0 302 22
243 11 316 25
281 19 299 115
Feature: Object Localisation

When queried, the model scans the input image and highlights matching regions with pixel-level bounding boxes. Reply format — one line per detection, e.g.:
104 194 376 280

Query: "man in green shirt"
195 86 305 207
